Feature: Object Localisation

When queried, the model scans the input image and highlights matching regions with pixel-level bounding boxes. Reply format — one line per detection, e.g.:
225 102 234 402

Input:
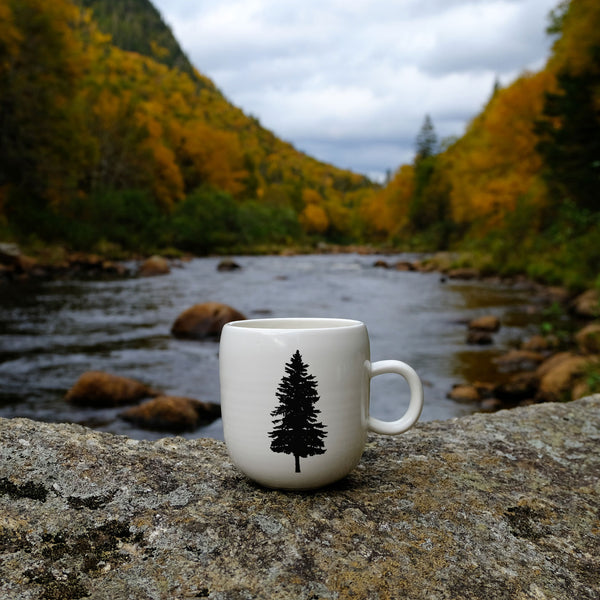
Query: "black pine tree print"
269 349 327 473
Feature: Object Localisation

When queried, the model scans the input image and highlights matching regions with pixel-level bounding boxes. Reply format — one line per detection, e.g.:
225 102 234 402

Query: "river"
0 253 543 440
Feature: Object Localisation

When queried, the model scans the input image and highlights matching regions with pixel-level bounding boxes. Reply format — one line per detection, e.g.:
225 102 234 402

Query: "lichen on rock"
0 396 599 599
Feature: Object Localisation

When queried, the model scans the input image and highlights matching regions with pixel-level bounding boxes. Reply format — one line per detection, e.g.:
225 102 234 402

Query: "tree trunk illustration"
269 349 327 473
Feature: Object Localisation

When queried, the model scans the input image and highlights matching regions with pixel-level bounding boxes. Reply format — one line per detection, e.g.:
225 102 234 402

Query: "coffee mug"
219 318 424 490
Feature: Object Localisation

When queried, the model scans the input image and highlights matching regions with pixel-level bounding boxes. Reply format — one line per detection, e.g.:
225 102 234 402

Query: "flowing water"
0 253 543 440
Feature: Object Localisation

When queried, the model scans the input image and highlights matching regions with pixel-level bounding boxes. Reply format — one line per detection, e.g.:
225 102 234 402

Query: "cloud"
153 0 558 180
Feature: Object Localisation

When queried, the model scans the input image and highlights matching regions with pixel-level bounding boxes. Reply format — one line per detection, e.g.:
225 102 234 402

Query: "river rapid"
0 253 544 440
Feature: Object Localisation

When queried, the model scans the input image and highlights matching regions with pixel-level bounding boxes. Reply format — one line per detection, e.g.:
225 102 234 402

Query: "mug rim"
225 317 364 331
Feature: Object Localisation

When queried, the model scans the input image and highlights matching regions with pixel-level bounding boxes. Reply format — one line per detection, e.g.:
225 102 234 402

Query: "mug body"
219 318 370 489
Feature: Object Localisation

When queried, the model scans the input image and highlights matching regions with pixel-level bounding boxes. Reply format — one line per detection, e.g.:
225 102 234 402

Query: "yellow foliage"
324 198 352 236
361 165 414 236
302 188 323 206
174 120 248 197
145 142 184 209
549 0 600 76
0 0 376 234
445 70 554 227
300 203 329 234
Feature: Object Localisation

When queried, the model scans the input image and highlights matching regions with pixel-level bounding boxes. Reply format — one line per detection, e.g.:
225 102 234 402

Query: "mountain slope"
74 0 198 83
0 0 377 251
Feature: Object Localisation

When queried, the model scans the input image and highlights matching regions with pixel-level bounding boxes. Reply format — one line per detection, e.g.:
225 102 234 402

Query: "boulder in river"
575 322 600 355
373 259 390 268
66 371 158 407
534 352 595 403
494 372 539 403
139 255 170 277
468 315 501 332
521 334 558 352
493 350 546 373
466 330 494 345
217 259 241 272
394 261 416 271
447 384 481 403
171 302 246 340
571 289 600 319
120 396 221 433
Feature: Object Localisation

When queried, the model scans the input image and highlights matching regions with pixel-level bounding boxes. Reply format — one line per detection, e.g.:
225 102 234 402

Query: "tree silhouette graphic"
269 349 327 473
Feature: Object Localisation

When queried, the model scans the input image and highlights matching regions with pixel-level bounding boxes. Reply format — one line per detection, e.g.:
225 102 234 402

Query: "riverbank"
0 241 380 282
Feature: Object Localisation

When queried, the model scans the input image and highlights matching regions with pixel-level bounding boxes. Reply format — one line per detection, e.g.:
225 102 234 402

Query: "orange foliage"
0 0 376 235
445 70 555 227
173 120 248 197
300 203 329 234
302 189 323 206
361 165 414 236
548 0 600 76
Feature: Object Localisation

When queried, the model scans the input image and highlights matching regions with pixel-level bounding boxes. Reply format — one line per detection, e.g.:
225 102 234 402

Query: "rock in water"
217 259 241 272
468 314 501 332
171 302 246 339
571 289 600 318
575 322 600 354
139 255 170 277
65 371 157 407
0 395 599 599
447 384 480 403
120 395 221 432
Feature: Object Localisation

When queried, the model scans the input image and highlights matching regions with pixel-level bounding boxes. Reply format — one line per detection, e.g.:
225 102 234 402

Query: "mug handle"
366 360 424 435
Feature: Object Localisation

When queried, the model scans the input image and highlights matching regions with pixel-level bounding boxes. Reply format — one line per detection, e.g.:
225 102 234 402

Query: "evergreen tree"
535 63 600 212
409 114 452 242
415 114 438 162
269 350 327 473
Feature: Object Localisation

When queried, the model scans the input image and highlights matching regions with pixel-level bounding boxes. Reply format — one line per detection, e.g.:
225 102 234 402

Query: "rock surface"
1 396 599 599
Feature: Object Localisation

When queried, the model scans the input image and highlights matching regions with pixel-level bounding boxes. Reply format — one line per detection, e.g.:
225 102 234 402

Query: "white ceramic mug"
219 318 424 490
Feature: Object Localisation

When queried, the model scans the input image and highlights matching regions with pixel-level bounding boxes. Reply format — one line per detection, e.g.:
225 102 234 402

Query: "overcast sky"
151 0 559 181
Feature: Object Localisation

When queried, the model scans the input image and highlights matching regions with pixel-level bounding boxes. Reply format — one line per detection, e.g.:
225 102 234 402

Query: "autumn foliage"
360 0 600 287
0 0 373 251
0 0 598 282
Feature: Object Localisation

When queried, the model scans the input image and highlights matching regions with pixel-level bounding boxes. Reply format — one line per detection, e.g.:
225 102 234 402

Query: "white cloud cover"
152 0 558 181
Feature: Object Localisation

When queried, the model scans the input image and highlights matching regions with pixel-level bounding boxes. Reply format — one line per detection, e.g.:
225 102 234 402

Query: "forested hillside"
0 0 598 289
363 0 599 289
74 0 198 80
0 0 375 255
